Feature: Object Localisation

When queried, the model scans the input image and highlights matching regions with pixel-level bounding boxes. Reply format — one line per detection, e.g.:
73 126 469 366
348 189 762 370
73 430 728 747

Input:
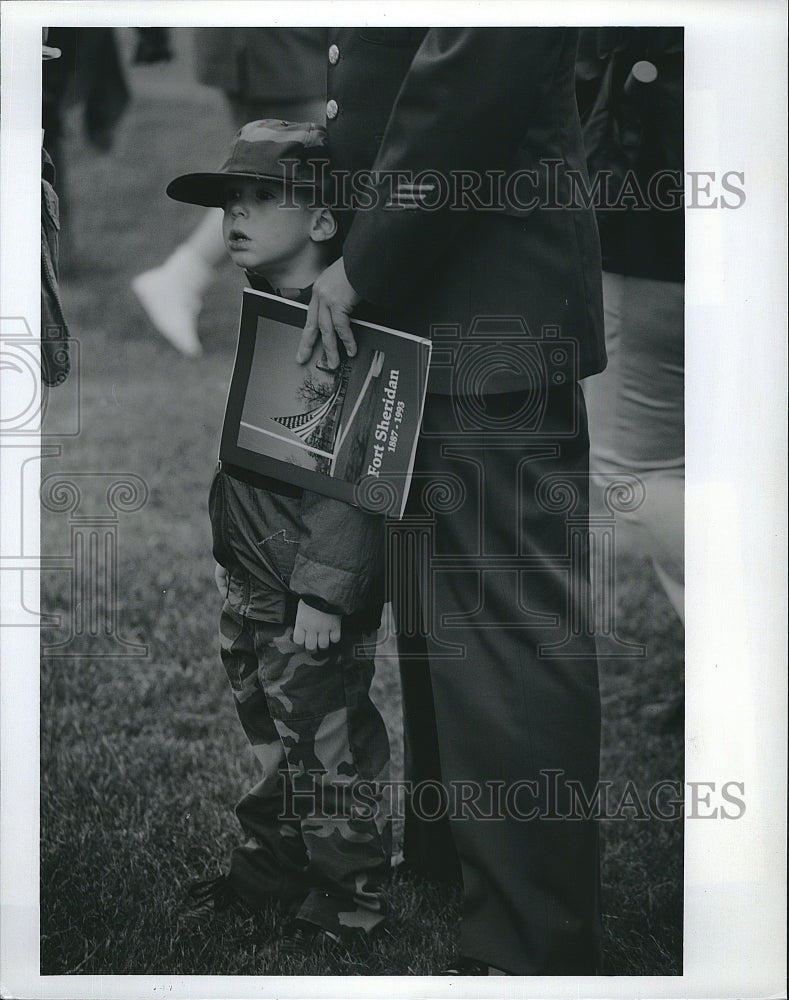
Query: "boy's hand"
214 562 228 596
297 257 360 369
294 599 342 652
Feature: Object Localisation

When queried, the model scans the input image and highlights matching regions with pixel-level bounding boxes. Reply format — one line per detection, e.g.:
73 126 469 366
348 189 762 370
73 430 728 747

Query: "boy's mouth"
228 229 249 244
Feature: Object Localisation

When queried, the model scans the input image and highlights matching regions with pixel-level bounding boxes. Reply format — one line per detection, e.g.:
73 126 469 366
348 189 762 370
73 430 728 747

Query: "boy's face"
221 178 316 285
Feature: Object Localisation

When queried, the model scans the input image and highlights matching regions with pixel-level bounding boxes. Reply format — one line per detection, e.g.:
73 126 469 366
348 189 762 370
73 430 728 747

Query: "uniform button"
326 99 339 120
328 44 340 65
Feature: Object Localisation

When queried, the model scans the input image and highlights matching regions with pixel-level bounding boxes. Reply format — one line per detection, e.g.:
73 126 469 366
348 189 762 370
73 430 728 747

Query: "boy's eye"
222 186 275 208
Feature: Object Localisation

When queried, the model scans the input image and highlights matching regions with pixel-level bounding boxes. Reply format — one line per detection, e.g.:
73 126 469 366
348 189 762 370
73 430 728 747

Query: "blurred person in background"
577 27 685 624
42 26 132 238
41 30 70 388
132 28 326 357
132 27 173 65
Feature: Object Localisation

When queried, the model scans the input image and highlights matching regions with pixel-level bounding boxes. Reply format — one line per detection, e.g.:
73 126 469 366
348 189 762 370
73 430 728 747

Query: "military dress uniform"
322 28 606 974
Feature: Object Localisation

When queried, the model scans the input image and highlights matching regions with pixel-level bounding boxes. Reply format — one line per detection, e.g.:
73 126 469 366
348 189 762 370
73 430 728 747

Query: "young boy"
166 120 391 951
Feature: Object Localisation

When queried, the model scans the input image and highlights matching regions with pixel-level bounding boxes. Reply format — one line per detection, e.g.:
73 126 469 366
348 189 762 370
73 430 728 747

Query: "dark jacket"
211 281 385 631
210 466 385 629
194 27 327 119
41 149 70 387
576 27 684 282
325 27 606 393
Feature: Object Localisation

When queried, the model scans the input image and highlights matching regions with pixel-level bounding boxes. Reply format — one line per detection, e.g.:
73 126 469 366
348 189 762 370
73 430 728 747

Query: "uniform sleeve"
289 491 385 616
342 27 571 310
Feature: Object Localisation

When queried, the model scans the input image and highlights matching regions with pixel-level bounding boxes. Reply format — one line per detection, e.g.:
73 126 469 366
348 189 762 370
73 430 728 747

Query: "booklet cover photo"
220 288 432 518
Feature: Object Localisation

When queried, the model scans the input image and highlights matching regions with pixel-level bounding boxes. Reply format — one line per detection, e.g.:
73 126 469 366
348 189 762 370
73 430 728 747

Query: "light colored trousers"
582 271 685 621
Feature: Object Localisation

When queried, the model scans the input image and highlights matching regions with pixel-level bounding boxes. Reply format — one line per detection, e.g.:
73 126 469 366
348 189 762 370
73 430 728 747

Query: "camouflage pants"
218 602 391 936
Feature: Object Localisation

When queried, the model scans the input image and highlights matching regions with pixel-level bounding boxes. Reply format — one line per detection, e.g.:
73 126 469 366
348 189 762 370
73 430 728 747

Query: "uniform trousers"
393 385 603 975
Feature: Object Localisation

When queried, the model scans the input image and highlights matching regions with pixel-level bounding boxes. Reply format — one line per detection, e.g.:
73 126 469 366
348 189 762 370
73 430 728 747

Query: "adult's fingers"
332 306 358 359
317 299 341 370
297 297 321 364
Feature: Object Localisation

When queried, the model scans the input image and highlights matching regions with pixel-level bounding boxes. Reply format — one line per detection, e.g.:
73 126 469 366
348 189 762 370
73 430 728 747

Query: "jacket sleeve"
342 27 571 310
289 491 385 616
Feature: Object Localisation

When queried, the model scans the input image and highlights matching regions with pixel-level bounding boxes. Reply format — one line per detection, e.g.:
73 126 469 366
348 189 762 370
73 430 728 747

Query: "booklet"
219 288 432 518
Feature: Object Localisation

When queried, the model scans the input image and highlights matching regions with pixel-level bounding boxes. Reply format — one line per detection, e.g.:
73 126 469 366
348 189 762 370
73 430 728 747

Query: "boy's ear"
310 207 338 243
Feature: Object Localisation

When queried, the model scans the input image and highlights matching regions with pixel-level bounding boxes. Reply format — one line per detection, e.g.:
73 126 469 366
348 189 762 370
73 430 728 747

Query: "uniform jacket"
325 27 607 393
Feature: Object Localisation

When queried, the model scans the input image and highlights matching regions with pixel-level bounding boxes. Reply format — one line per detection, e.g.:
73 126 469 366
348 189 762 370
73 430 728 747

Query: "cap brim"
166 171 288 208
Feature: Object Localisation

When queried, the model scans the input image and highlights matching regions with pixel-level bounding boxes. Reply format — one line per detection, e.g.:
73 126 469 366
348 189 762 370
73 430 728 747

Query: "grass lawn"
39 29 684 978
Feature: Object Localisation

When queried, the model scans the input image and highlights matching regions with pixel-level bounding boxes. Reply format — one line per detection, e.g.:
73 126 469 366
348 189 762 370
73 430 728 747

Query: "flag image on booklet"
220 288 432 517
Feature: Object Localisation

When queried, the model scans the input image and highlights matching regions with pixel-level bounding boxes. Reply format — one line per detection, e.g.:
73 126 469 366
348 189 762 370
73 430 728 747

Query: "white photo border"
1 2 786 998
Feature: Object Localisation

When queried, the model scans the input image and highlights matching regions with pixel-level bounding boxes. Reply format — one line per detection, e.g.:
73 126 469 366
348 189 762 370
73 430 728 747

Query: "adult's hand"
297 257 361 369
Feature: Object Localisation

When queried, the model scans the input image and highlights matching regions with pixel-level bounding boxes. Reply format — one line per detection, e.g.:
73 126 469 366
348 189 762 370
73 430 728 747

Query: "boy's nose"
229 199 248 218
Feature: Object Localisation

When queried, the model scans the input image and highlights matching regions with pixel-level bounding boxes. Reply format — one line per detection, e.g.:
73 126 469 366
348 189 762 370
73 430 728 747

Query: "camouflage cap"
166 119 329 207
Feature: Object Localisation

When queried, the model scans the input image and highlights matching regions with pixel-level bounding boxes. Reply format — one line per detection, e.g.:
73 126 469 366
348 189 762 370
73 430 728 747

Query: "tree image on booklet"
220 288 432 517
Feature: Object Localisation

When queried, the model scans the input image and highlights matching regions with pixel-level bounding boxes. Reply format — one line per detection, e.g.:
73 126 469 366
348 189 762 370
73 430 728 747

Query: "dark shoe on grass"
187 869 310 919
186 873 303 918
186 874 239 913
280 920 346 956
280 917 386 957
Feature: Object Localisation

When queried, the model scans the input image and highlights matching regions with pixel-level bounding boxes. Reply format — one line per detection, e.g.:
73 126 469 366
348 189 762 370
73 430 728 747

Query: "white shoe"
132 247 210 357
